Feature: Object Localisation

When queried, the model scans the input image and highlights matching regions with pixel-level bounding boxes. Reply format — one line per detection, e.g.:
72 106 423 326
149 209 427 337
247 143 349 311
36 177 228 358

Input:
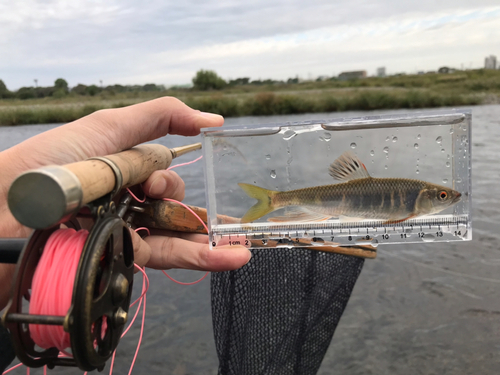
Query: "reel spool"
1 198 134 372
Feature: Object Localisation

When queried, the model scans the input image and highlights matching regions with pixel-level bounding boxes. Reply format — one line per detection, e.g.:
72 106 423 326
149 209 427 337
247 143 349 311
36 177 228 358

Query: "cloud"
0 1 499 89
124 6 500 80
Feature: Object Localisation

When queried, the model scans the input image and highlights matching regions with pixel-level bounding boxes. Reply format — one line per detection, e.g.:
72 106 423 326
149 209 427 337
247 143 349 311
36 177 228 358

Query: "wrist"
0 148 31 238
0 149 32 310
0 264 15 310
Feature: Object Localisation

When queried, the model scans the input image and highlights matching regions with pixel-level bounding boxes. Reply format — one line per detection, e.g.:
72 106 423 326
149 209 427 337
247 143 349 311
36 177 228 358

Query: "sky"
0 0 499 90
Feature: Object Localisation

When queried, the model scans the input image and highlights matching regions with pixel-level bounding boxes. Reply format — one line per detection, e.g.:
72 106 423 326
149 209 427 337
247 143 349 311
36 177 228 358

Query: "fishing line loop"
127 154 209 286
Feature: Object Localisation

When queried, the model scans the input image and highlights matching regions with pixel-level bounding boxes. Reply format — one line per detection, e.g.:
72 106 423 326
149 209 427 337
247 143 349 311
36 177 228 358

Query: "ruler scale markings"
213 215 468 247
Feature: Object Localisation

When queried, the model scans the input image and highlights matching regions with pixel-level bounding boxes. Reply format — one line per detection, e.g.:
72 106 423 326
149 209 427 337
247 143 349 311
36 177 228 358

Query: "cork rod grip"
66 144 173 205
8 143 201 229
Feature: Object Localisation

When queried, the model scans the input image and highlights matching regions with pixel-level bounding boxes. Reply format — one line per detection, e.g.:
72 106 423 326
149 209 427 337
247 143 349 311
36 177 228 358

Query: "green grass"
0 69 497 125
184 90 481 117
0 104 104 125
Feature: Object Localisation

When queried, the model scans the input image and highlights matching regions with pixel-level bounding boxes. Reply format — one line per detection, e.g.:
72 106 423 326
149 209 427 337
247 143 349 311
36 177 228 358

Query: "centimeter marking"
213 215 468 237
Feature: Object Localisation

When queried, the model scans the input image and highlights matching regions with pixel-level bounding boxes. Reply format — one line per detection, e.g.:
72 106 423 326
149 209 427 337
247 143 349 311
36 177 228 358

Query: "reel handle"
8 143 201 229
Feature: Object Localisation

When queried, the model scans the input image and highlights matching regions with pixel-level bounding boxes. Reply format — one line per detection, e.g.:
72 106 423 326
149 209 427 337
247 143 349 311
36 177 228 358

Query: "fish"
238 151 461 224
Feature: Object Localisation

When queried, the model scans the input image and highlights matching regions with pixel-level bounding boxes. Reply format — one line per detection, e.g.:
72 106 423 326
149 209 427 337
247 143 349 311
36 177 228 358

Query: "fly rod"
7 143 201 229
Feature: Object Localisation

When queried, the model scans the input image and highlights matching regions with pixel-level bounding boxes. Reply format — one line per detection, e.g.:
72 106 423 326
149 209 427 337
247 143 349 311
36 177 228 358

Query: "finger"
81 97 224 153
130 229 152 268
145 235 251 272
147 229 208 244
142 170 185 200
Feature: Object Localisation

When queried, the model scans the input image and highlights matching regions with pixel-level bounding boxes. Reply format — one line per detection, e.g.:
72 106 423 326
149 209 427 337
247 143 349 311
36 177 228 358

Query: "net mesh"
211 248 364 375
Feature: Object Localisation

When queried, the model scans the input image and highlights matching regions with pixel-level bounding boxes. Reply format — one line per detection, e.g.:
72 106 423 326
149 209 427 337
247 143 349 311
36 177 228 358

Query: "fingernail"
244 250 252 264
148 176 167 196
214 246 252 263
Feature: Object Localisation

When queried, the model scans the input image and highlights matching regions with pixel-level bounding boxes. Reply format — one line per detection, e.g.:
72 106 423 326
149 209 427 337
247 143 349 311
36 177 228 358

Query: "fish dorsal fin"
328 151 371 181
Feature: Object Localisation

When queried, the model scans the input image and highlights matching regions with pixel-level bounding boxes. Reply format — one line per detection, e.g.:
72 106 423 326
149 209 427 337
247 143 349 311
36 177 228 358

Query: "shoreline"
2 68 500 125
0 89 487 126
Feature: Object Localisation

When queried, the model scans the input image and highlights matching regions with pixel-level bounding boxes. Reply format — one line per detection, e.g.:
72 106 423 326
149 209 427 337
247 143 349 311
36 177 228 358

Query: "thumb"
10 97 224 166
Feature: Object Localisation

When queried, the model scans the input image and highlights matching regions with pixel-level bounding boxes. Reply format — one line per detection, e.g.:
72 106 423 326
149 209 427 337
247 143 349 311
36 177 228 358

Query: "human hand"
0 97 251 309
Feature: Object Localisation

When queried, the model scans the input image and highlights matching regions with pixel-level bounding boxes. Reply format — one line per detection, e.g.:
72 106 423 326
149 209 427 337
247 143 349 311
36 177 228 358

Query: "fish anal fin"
268 208 331 223
382 214 417 225
329 151 371 181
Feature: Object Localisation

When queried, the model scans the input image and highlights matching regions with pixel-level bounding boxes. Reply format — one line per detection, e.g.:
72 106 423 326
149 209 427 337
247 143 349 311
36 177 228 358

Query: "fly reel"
1 142 203 371
1 198 135 372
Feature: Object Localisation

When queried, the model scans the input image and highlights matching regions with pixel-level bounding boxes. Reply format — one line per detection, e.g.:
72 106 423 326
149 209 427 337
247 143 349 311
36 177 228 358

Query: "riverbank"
1 69 498 125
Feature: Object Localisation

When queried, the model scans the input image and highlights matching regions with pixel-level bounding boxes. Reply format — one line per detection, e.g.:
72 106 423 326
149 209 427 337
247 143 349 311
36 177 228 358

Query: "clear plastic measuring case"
201 110 472 250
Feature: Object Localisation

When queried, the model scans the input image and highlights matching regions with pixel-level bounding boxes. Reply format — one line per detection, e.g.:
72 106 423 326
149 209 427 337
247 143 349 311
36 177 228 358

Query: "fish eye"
438 191 448 201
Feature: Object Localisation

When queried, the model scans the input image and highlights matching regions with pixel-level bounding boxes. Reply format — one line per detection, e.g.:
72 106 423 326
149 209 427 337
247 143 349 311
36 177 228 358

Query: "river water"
1 105 499 374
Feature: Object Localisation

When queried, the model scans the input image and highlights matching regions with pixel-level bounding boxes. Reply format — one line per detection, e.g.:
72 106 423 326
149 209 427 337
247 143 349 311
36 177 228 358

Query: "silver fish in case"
201 110 472 249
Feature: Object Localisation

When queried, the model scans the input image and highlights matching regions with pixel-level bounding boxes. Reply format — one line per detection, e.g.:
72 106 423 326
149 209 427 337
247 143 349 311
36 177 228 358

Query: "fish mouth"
452 192 462 203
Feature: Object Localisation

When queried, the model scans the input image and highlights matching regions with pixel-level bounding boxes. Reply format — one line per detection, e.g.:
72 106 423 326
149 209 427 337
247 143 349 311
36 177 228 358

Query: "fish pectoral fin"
328 151 371 181
268 208 331 223
381 214 417 225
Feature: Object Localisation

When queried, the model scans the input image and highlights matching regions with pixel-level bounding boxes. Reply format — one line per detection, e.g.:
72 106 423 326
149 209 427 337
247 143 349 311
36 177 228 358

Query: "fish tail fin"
238 183 277 223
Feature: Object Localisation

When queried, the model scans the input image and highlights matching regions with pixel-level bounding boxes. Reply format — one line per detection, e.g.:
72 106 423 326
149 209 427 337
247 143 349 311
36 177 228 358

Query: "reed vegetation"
0 69 498 125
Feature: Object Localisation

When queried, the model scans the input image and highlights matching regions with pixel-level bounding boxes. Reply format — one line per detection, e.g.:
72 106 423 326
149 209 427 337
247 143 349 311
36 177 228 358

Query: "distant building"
376 67 386 77
485 55 497 69
338 70 367 80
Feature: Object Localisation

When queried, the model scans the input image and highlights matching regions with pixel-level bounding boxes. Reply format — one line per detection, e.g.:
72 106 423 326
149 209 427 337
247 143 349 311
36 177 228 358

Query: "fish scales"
273 178 427 220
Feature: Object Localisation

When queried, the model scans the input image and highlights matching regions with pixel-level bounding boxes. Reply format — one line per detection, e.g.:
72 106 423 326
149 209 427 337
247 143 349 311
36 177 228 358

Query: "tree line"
0 70 328 100
5 67 480 100
191 69 302 90
0 78 166 100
